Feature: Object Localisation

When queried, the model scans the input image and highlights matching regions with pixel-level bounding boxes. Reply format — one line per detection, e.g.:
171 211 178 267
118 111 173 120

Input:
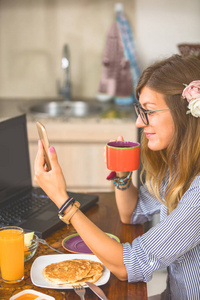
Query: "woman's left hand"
34 140 68 208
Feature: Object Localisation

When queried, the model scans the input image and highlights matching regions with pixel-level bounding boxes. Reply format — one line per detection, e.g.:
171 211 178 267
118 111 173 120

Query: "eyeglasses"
134 103 170 125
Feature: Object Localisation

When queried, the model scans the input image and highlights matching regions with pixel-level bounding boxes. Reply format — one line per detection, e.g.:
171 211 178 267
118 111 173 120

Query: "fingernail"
106 171 117 180
49 146 55 153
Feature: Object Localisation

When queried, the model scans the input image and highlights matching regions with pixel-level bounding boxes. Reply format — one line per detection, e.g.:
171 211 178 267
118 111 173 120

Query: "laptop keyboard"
0 192 50 226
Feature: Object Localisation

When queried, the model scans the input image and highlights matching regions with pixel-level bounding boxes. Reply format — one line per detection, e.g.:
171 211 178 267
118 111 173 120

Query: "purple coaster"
63 235 92 254
62 233 120 254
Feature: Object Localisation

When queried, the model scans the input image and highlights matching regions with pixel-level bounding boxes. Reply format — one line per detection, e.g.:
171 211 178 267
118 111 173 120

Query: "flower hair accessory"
182 80 200 117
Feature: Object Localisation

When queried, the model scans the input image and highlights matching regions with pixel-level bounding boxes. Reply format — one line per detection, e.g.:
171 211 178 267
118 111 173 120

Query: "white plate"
31 254 110 289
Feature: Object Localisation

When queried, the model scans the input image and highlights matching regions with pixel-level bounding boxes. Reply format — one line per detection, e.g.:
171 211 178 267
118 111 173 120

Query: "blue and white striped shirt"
123 174 200 300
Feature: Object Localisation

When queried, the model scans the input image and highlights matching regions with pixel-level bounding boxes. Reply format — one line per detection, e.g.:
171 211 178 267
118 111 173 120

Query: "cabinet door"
29 141 112 192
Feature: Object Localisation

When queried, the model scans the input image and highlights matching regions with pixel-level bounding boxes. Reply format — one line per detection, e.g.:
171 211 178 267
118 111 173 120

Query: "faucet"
58 44 71 100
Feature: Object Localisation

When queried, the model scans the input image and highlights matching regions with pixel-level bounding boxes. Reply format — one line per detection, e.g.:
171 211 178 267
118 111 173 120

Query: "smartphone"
36 121 52 171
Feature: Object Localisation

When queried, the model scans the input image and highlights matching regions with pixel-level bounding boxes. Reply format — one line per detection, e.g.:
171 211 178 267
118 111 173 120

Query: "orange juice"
0 226 24 283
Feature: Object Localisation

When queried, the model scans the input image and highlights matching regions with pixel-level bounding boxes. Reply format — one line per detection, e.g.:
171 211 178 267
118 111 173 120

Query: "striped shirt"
123 174 200 300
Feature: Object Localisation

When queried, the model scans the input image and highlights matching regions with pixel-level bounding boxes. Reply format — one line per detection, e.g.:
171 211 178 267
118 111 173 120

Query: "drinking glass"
0 226 24 283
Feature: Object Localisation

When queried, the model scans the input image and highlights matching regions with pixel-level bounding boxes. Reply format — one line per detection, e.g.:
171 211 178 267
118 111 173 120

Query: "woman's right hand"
34 140 68 209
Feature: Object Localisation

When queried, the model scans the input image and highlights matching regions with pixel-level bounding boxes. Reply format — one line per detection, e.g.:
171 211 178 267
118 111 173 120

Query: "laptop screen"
0 114 32 205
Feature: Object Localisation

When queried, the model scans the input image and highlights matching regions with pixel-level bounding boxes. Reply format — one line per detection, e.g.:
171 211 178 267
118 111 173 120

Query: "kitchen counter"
0 98 136 123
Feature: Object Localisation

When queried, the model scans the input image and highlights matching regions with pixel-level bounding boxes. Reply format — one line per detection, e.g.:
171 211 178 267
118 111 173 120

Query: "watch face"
59 215 69 224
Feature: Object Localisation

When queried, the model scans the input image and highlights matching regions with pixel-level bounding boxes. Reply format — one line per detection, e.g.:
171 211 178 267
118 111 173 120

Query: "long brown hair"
136 55 200 213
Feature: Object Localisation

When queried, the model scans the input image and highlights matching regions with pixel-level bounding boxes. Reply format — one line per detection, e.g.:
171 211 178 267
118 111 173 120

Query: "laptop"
0 114 98 238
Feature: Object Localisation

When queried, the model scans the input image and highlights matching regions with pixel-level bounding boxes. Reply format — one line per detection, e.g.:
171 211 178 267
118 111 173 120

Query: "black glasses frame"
134 103 170 125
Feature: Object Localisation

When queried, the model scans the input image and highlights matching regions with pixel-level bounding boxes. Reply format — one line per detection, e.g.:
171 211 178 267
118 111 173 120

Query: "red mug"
106 141 140 172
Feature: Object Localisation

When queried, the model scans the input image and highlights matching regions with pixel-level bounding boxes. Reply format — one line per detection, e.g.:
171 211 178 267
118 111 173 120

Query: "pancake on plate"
73 259 104 286
43 259 104 286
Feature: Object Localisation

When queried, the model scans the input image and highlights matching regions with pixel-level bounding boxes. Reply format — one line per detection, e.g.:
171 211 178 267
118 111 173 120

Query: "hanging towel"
98 22 133 99
115 3 141 102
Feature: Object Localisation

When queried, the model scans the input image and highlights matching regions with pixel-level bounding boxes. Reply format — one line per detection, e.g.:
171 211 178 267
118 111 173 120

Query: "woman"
34 55 200 300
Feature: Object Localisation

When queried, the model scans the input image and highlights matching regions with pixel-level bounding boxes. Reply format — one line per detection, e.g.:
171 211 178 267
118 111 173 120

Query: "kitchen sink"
25 101 104 118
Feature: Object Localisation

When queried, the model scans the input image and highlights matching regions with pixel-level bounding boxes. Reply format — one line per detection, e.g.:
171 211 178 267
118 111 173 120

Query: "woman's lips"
144 132 155 139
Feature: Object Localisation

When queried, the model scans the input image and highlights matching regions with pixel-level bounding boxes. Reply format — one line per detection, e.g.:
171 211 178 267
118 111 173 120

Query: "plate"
30 254 110 289
62 233 120 254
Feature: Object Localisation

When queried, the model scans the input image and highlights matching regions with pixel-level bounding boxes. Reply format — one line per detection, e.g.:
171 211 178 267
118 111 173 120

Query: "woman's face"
136 86 175 151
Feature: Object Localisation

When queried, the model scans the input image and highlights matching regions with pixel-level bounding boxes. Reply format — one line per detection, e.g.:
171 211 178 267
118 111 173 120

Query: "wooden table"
0 192 147 300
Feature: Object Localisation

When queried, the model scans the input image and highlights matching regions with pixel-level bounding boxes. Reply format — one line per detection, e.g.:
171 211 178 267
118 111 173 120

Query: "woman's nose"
135 115 146 128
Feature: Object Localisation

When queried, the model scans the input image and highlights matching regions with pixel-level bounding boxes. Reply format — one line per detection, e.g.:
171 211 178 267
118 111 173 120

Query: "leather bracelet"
58 196 75 216
58 201 80 224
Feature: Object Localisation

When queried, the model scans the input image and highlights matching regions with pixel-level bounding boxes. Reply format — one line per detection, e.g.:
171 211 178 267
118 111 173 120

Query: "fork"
36 238 64 254
73 285 86 300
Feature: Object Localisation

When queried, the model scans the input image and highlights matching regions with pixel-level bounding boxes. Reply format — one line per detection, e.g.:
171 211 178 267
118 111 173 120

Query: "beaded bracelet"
115 176 132 190
113 171 133 190
58 196 75 217
58 201 80 225
113 171 132 186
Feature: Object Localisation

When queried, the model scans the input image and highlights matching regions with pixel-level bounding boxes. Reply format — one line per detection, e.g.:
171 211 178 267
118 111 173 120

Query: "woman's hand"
34 140 68 208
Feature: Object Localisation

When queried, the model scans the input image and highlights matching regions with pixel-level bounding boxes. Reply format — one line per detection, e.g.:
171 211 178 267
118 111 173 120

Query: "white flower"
186 98 200 118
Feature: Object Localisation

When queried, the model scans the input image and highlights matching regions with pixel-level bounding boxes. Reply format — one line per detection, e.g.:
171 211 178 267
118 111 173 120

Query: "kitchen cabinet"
27 119 139 192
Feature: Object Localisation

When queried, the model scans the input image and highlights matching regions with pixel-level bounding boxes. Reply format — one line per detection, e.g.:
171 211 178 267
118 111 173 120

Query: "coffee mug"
106 141 140 172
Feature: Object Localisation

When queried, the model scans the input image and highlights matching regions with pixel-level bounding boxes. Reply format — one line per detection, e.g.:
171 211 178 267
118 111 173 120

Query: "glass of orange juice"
0 226 24 283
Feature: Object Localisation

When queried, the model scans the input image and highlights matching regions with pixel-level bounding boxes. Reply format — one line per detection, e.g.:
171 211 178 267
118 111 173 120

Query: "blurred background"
0 0 199 100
